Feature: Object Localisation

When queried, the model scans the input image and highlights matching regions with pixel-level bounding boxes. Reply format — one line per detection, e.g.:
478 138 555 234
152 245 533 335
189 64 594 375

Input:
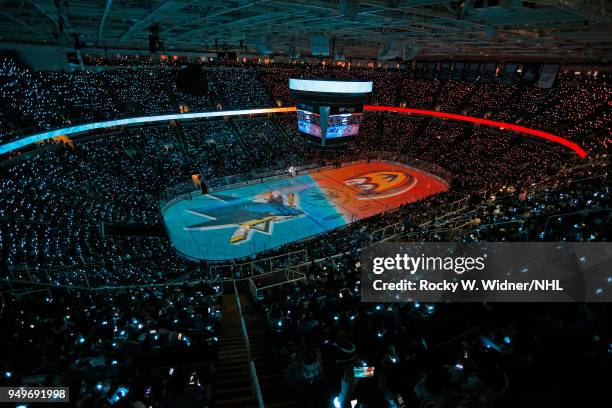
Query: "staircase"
240 294 302 408
212 293 257 407
213 289 305 408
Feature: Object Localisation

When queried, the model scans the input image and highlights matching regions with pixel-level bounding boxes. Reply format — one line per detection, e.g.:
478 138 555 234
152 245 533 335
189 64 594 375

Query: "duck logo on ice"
185 192 304 243
344 171 416 199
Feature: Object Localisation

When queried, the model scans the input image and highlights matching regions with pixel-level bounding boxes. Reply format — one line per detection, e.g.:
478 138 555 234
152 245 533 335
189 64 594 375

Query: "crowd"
255 252 609 407
1 55 609 154
0 282 223 407
181 120 254 179
464 161 610 243
0 57 609 407
233 118 303 170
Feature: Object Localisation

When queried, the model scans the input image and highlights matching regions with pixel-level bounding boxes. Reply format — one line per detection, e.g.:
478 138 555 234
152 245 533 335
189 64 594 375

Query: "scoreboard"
289 79 373 146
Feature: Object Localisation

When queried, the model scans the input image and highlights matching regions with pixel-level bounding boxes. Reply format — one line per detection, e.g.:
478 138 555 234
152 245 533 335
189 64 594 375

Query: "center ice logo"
185 192 304 243
344 171 416 199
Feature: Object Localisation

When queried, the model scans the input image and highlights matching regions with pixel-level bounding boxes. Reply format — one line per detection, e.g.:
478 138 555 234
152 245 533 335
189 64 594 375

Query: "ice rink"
162 161 448 261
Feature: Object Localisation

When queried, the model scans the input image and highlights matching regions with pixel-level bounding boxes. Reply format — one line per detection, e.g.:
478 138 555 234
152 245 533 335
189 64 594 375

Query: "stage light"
4 371 11 378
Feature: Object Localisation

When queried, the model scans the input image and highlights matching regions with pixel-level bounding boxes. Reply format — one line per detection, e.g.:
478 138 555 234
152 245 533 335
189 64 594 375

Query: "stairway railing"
233 281 265 408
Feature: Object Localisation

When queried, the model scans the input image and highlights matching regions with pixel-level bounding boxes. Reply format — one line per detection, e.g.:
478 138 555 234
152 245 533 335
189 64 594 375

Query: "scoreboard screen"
326 113 362 139
297 110 363 139
289 79 372 146
297 109 322 138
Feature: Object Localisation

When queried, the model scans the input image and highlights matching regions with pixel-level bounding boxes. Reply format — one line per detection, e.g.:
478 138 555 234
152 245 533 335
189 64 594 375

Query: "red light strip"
363 105 587 158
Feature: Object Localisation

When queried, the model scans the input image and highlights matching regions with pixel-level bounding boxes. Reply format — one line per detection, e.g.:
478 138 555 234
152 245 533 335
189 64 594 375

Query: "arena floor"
162 161 448 261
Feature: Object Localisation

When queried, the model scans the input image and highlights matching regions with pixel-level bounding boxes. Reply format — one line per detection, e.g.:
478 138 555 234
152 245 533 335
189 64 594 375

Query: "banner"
451 62 465 80
500 62 518 84
521 63 539 83
481 62 497 83
537 64 560 88
466 62 481 82
439 62 450 80
414 61 424 79
424 62 437 79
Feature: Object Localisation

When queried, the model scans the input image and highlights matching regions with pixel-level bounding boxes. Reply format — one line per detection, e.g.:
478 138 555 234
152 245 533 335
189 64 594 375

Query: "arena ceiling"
0 0 611 62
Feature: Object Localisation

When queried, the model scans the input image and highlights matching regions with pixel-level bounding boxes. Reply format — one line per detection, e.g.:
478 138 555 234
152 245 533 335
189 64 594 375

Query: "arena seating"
0 57 609 407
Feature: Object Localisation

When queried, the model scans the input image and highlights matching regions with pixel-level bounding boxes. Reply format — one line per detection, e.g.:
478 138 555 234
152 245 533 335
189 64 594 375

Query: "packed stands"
0 57 609 408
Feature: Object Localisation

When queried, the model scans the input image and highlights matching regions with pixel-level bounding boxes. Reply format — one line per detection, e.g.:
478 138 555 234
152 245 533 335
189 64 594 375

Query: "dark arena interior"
0 1 611 407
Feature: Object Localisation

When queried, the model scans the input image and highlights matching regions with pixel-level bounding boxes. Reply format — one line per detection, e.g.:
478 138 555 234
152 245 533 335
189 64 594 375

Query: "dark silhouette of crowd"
0 56 609 407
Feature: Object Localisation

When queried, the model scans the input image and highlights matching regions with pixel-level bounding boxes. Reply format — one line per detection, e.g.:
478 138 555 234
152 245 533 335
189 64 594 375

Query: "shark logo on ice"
185 192 304 243
344 171 417 199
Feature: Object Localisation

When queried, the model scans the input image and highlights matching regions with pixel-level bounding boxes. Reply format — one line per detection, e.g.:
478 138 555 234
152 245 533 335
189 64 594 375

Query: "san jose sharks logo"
344 171 417 199
185 192 304 244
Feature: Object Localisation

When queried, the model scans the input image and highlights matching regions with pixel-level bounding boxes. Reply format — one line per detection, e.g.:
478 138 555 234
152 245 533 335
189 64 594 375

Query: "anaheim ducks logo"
344 171 417 199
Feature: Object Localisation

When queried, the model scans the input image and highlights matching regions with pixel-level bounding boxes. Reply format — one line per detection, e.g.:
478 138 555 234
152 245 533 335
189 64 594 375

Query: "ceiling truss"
0 0 609 62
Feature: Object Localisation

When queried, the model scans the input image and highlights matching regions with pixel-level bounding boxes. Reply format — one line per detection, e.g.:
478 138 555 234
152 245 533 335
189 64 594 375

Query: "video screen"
297 110 362 140
354 366 375 378
326 113 362 139
297 109 322 138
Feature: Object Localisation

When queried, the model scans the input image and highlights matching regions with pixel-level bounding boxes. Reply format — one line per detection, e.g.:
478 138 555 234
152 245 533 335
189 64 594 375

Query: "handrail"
255 276 306 294
543 208 611 236
234 282 250 358
250 361 265 408
233 281 265 408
